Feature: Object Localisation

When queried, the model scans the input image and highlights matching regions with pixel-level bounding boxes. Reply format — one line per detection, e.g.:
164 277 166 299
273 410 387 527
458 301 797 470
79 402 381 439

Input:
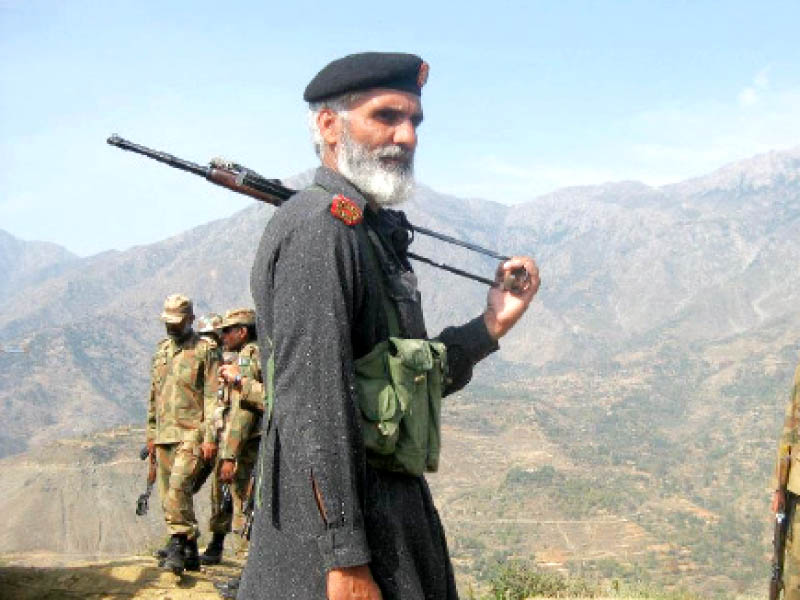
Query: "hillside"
2 556 744 600
0 556 244 600
2 147 800 595
0 380 774 596
0 229 77 308
0 427 212 557
3 148 800 457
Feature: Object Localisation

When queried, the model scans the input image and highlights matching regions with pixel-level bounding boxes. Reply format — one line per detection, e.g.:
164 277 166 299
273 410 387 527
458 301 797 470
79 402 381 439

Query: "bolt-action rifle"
771 449 792 600
136 445 156 516
107 135 528 290
241 472 256 540
221 483 234 516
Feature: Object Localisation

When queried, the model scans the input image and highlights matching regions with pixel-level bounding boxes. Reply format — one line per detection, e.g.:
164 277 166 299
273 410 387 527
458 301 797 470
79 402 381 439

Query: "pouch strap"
358 223 402 338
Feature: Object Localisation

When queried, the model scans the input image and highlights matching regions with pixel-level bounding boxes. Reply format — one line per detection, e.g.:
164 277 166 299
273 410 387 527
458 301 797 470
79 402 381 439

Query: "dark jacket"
240 167 498 600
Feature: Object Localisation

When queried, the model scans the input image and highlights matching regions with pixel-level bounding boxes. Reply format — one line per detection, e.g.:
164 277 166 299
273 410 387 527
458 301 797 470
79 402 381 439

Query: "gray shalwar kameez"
240 167 498 600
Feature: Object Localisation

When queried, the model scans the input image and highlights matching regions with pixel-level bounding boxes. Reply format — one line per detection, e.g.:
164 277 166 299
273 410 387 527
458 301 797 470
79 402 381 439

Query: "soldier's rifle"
216 353 238 515
136 445 156 516
771 450 792 600
107 135 527 290
242 473 256 540
221 483 234 516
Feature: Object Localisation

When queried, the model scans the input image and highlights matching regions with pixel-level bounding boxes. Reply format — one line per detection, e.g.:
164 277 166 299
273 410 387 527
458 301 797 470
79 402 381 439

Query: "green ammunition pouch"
354 223 448 476
355 336 446 476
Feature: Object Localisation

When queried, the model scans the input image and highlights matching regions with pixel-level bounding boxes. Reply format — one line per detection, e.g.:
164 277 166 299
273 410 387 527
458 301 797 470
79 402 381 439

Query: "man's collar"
169 330 197 349
313 167 370 213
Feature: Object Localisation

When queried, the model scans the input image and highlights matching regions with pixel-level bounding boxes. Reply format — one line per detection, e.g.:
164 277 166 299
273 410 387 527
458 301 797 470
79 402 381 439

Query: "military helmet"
160 293 193 324
196 312 223 334
221 308 256 328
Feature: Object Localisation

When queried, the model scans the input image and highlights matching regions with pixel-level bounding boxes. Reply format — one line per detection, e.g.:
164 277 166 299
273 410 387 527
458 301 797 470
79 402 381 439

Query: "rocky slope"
2 148 800 596
0 556 244 600
3 148 800 457
0 229 76 312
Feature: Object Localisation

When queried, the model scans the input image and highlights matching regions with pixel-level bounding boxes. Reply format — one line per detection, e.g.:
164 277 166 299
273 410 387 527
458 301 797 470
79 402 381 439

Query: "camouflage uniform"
147 295 220 541
195 313 234 537
207 387 234 538
220 340 264 537
218 309 266 540
774 363 800 599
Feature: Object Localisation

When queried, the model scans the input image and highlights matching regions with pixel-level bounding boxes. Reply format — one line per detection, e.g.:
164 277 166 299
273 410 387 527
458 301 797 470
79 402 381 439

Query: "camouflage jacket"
200 334 220 350
146 332 220 445
774 363 800 494
219 341 265 460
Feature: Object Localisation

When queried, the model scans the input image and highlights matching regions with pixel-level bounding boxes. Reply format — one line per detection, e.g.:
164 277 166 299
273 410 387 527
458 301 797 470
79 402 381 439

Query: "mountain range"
2 147 800 594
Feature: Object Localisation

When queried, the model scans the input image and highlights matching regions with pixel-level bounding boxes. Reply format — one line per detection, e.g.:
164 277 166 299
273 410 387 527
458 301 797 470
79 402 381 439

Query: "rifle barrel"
413 226 509 261
407 252 497 287
108 135 210 178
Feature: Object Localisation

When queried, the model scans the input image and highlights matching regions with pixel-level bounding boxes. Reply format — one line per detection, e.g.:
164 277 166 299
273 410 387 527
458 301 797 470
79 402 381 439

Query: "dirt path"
0 555 243 599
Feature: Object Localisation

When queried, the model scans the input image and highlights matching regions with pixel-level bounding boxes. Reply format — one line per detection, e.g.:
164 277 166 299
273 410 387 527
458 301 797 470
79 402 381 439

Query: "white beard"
336 126 415 206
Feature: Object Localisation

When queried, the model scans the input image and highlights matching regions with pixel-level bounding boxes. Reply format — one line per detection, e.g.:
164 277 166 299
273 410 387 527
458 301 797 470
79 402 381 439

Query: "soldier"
196 312 223 347
200 308 265 565
192 311 236 558
241 52 539 600
155 312 223 566
146 294 220 575
772 364 800 599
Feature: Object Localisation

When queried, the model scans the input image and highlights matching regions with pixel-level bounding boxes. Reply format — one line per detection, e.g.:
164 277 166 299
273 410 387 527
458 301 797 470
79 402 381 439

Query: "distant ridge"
1 148 799 595
1 147 800 456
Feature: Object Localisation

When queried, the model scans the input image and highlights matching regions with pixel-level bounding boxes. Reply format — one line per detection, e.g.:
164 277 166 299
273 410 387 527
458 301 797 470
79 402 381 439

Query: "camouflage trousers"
156 441 206 540
230 437 260 539
209 458 232 535
785 495 800 599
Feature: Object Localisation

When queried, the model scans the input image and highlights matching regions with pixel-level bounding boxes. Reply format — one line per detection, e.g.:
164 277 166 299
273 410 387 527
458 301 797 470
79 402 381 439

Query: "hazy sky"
2 1 799 256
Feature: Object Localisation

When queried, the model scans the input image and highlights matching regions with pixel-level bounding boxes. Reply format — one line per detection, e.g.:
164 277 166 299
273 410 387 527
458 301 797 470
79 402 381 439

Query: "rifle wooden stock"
771 453 792 600
147 453 157 485
242 473 256 540
206 167 291 206
136 446 156 516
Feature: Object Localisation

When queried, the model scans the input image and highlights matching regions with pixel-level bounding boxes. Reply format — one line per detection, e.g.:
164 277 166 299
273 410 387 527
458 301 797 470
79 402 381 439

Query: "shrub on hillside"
488 560 597 599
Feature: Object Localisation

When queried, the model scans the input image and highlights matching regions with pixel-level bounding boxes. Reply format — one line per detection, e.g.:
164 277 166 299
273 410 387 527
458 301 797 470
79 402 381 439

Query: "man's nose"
393 119 417 149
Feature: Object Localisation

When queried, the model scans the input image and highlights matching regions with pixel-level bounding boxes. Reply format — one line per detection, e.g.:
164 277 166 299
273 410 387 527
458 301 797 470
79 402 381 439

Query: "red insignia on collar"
417 62 429 88
330 194 363 226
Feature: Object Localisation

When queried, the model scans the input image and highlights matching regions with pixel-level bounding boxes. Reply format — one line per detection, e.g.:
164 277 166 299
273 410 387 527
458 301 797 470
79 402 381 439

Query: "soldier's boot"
214 576 240 599
200 532 225 565
155 545 168 560
162 534 186 575
154 538 171 565
184 537 201 571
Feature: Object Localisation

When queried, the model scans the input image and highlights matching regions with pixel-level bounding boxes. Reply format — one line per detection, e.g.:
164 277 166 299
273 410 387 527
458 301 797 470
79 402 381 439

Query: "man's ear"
317 108 342 146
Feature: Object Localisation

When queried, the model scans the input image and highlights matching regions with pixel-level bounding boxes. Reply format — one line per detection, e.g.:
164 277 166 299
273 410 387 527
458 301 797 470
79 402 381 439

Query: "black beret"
304 52 429 103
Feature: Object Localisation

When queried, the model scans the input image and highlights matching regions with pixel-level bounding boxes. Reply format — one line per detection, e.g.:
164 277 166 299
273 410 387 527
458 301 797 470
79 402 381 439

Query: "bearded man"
241 52 540 600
